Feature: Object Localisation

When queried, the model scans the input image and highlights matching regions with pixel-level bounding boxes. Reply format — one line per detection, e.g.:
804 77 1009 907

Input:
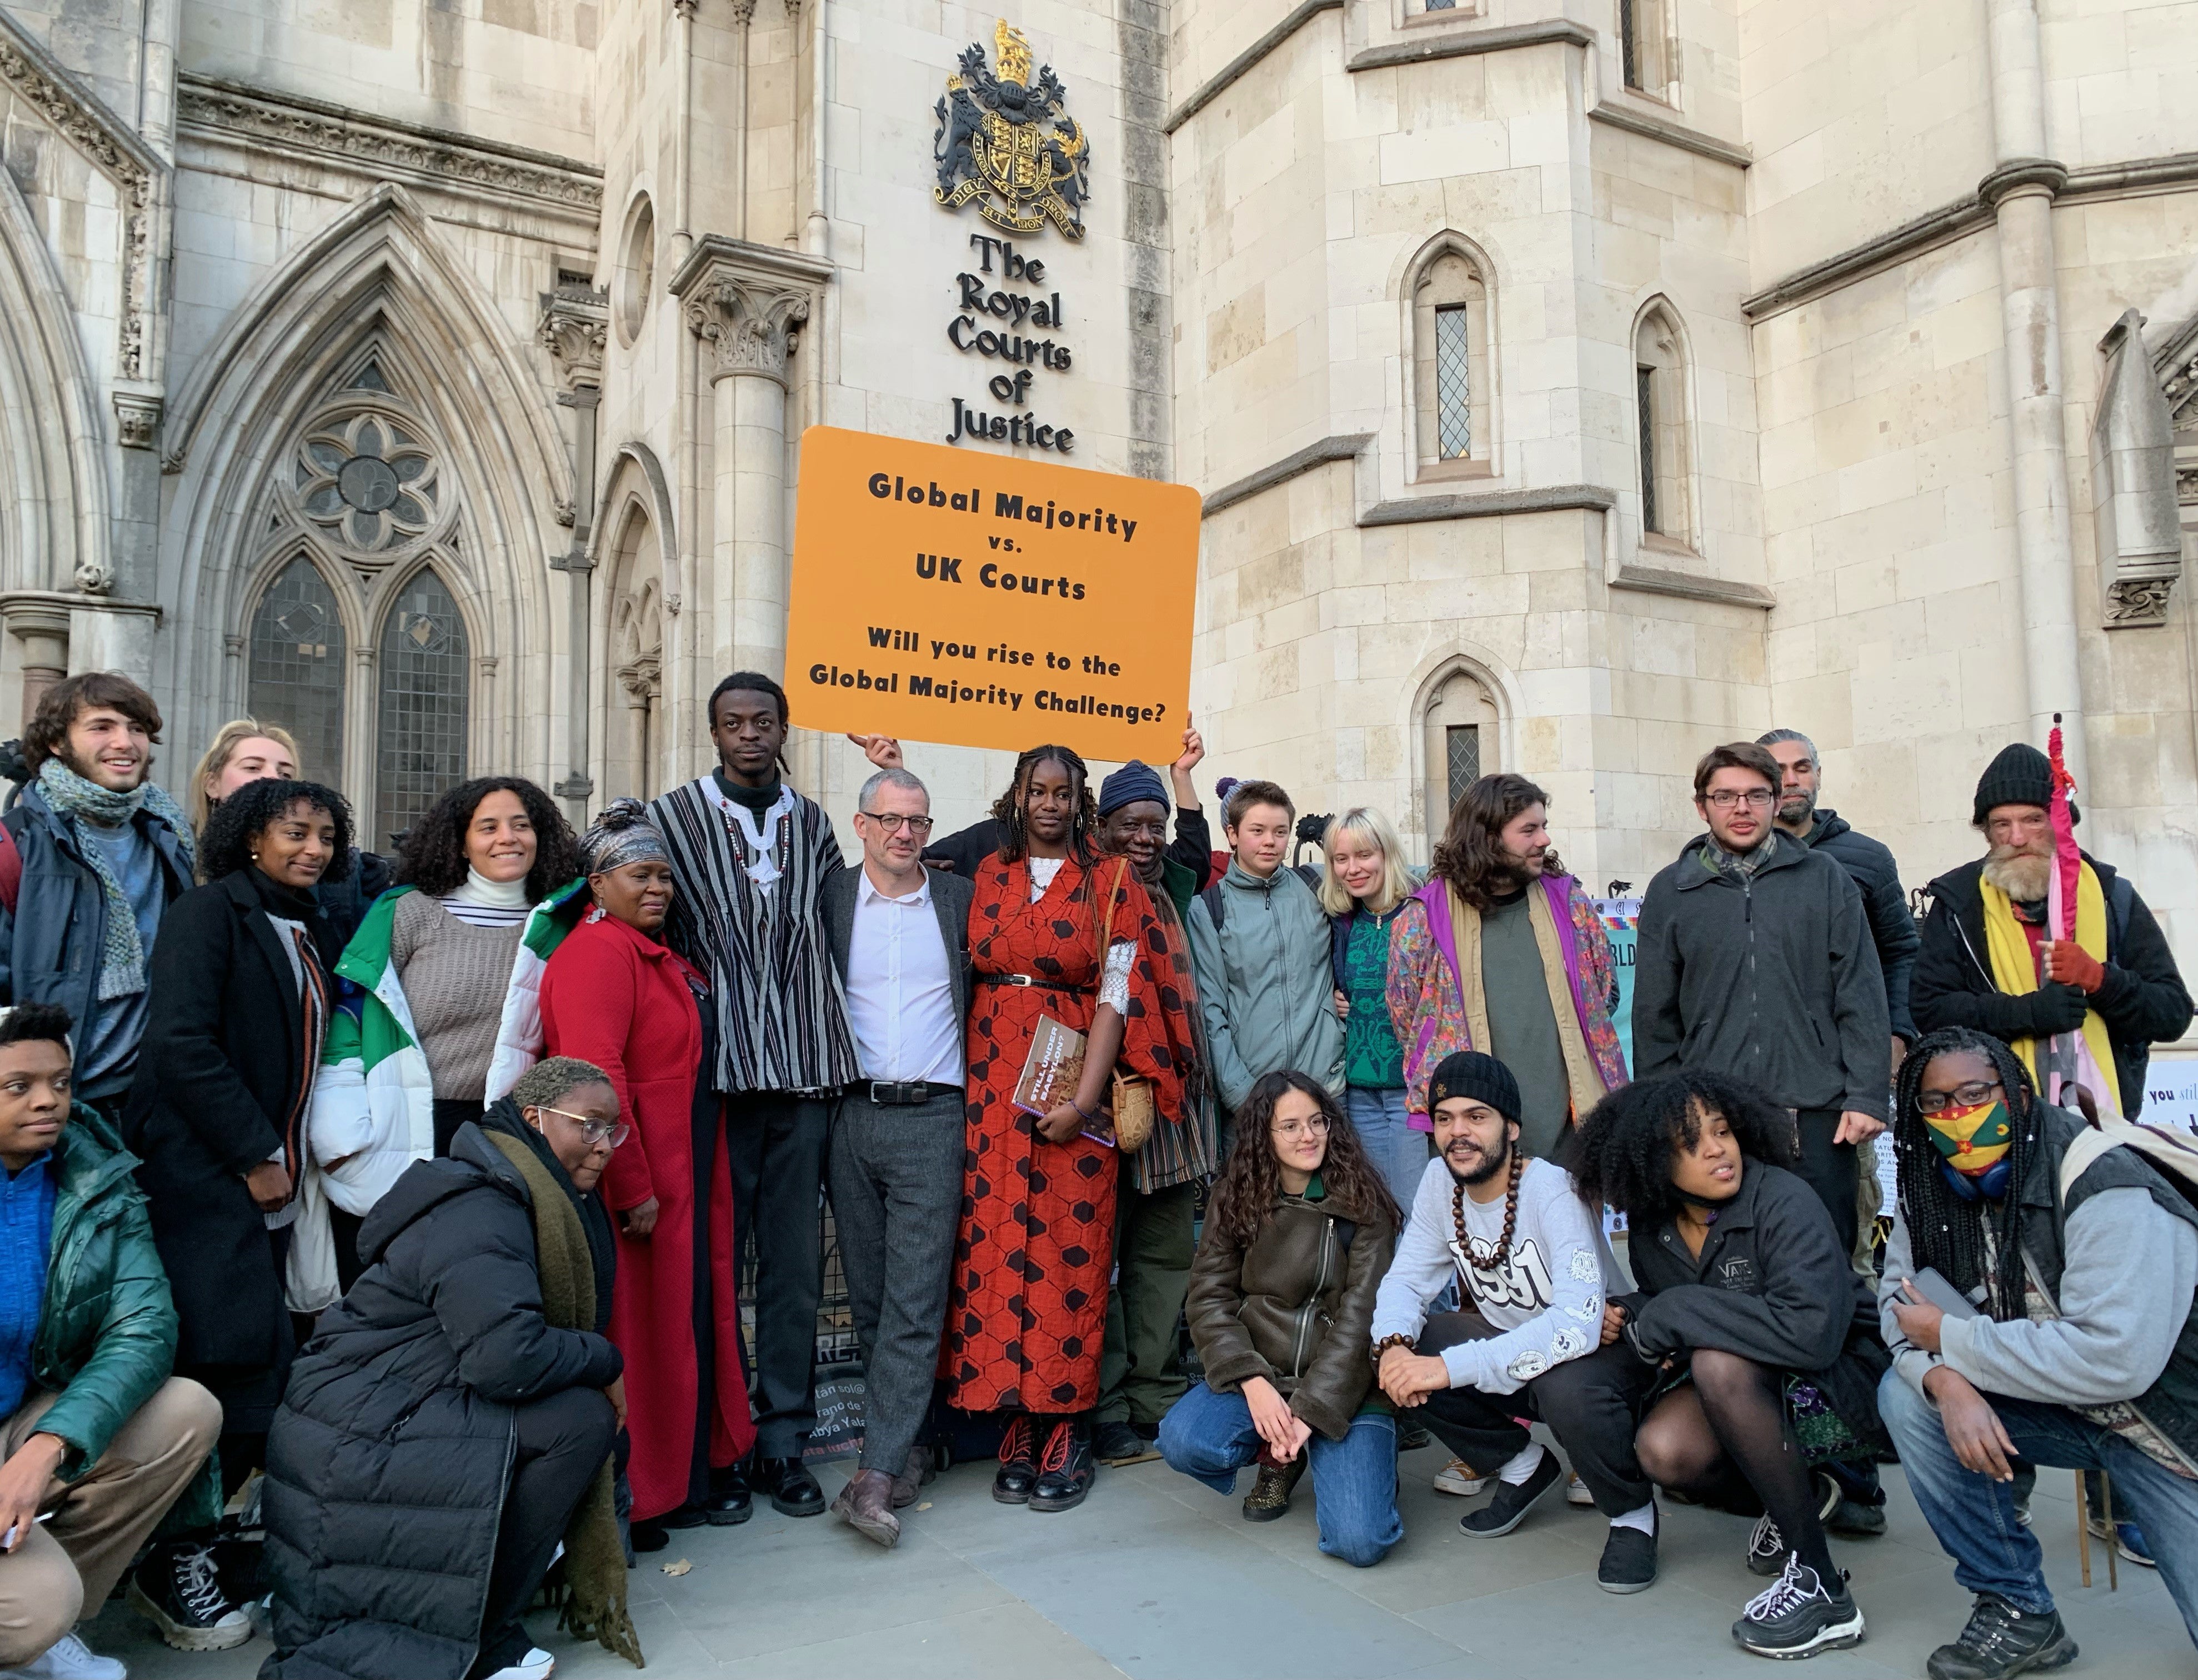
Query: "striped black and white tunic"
650 776 862 1096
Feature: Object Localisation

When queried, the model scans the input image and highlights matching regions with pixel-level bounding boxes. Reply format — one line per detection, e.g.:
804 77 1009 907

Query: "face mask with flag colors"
1925 1097 2012 1177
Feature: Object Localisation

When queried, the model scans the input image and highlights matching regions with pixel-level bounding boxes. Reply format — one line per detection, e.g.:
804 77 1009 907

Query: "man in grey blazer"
820 765 973 1548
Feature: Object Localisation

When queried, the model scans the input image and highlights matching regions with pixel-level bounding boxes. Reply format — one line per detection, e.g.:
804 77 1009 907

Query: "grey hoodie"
1631 830 1891 1118
1186 861 1344 1113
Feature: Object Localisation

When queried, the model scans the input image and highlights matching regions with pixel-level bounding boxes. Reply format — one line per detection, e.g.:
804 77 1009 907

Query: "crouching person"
1159 1071 1404 1567
0 1002 222 1680
261 1057 639 1680
1880 1027 2198 1679
1368 1053 1654 1591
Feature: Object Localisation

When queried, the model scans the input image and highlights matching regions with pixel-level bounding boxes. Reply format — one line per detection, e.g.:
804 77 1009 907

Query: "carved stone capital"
537 286 609 391
112 390 161 451
2106 574 2177 628
671 237 832 387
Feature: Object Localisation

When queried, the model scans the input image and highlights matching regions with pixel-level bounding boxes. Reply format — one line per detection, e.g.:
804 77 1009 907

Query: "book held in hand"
1012 1013 1115 1146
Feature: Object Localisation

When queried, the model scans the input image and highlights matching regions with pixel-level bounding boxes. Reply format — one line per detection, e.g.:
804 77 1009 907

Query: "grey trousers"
828 1089 965 1478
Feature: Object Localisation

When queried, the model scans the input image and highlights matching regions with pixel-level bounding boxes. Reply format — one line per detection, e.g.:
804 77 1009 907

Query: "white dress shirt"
845 867 963 1086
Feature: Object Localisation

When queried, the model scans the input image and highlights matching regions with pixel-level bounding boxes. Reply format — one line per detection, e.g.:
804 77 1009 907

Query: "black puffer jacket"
1185 1178 1394 1441
259 1120 623 1680
1912 853 2193 1119
1804 810 1919 1043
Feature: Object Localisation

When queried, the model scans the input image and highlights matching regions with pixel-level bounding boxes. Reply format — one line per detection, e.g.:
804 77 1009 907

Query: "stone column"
538 282 610 824
2 598 69 722
1982 0 2086 788
672 238 833 684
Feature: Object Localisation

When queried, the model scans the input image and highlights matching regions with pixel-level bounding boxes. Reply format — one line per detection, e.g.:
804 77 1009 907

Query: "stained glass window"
1446 724 1481 813
247 557 346 784
1435 304 1471 459
1638 364 1659 533
374 569 469 848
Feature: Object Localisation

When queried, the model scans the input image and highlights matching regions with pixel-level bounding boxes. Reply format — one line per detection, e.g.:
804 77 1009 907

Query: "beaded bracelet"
1371 1333 1416 1367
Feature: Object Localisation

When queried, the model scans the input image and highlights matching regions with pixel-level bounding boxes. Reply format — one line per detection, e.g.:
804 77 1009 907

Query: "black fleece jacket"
1804 810 1920 1043
1912 851 2193 1119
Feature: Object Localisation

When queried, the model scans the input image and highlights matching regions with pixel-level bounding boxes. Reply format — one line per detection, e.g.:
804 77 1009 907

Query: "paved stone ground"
91 1438 2194 1679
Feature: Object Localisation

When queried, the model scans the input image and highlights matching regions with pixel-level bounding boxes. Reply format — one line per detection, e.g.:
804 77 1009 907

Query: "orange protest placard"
785 426 1199 762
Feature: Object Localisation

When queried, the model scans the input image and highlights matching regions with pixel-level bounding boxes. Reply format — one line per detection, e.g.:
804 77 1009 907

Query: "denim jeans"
1158 1381 1403 1567
1346 1087 1427 1212
1879 1368 2198 1644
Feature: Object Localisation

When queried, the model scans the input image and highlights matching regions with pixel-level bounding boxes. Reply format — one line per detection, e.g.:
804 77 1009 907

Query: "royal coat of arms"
933 21 1090 239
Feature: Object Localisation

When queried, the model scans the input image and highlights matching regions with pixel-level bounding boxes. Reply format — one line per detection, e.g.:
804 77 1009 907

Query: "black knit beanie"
1428 1051 1520 1122
1972 742 2077 827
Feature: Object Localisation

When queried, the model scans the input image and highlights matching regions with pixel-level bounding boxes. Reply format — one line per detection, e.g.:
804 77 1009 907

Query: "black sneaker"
1029 1419 1097 1512
1459 1447 1564 1538
1598 1516 1658 1594
1747 1472 1841 1576
1094 1419 1159 1466
1731 1554 1865 1659
1925 1596 2079 1680
128 1543 253 1652
1398 1422 1433 1452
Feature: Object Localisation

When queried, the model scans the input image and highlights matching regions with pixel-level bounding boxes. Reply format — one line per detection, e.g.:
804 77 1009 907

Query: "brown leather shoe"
891 1442 935 1509
832 1468 901 1548
1241 1452 1307 1523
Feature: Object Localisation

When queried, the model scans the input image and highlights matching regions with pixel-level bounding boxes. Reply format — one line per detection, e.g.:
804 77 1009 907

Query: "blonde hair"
1318 806 1413 916
191 717 302 832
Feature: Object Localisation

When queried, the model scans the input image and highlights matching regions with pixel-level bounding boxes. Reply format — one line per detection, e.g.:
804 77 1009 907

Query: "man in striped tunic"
651 673 860 1521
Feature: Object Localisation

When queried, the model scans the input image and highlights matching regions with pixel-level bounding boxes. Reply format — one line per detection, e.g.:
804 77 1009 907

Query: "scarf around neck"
1699 830 1774 882
37 758 193 1000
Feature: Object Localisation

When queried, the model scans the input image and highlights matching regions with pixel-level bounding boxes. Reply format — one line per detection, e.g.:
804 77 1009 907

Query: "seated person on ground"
1159 1070 1404 1567
1879 1026 2198 1680
1574 1072 1888 1662
0 1002 224 1680
1368 1052 1653 1591
259 1057 637 1680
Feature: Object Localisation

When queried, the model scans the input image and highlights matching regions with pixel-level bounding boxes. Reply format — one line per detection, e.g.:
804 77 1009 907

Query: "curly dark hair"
1206 1070 1405 1250
199 778 356 884
1431 773 1567 911
1892 1027 2042 1322
1570 1071 1794 1228
390 776 579 901
22 672 162 774
988 744 1098 866
0 1000 74 1054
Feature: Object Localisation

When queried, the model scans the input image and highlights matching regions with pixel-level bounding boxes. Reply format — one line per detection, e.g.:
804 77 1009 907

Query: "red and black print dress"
944 852 1186 1413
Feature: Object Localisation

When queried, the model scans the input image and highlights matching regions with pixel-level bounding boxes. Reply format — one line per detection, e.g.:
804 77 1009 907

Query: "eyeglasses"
1915 1079 2004 1116
1703 789 1776 810
1271 1116 1332 1140
859 812 935 835
532 1105 630 1148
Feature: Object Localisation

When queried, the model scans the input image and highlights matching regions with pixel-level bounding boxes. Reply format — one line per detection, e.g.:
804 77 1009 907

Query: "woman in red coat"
540 799 754 1547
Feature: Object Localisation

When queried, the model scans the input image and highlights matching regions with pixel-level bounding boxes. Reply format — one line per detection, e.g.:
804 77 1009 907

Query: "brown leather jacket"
1185 1182 1395 1441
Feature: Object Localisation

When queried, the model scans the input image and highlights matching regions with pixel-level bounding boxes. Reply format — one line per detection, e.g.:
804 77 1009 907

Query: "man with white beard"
1911 743 2191 1123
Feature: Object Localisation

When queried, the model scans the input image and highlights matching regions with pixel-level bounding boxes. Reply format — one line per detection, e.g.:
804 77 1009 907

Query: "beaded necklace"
1451 1148 1523 1268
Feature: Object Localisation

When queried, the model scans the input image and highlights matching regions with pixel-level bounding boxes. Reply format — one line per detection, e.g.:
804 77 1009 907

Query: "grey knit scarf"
36 757 194 1000
1699 828 1775 882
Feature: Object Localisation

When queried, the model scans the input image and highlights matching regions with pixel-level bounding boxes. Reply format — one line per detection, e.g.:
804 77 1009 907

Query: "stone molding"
1607 561 1776 609
1346 19 1594 74
1359 483 1615 526
1164 0 1341 134
538 284 609 392
1746 151 2198 321
1201 433 1370 516
671 236 832 387
177 74 603 216
0 9 166 385
1587 101 1750 170
0 588 163 624
112 389 161 452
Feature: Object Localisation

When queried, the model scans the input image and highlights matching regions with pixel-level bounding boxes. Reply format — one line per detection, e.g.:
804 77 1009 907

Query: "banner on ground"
785 427 1199 762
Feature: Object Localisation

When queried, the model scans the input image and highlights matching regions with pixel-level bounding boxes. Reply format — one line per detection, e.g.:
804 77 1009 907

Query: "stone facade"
0 0 2192 976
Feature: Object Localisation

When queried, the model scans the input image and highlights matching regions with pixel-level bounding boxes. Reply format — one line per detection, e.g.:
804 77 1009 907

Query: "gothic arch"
592 443 677 801
1399 646 1525 858
162 182 567 784
1630 293 1699 551
1394 229 1502 478
0 162 109 593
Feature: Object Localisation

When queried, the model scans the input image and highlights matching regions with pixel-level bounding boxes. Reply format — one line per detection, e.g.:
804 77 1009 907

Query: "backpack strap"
2055 1118 2198 1210
2107 872 2135 954
1199 879 1227 936
2056 1126 2121 1210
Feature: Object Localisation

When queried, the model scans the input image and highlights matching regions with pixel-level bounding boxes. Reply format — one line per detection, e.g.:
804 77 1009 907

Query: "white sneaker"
1566 1471 1595 1507
1432 1458 1490 1497
480 1650 555 1680
0 1631 128 1679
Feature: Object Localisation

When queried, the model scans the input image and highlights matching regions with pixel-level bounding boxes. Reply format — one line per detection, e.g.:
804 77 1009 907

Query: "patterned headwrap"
579 797 668 877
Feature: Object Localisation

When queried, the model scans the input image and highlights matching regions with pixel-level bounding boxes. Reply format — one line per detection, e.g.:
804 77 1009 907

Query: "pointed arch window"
247 556 347 782
1411 246 1493 474
1634 303 1693 547
374 568 470 847
1423 669 1501 845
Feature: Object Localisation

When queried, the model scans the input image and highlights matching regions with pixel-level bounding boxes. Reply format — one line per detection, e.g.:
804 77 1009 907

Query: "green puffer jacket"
31 1106 184 1484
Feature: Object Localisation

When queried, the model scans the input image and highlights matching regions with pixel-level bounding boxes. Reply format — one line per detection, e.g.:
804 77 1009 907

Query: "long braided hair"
1892 1027 2043 1322
989 743 1099 866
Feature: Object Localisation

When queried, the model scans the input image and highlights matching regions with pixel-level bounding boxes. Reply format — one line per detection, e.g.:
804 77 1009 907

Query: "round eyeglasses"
532 1104 630 1148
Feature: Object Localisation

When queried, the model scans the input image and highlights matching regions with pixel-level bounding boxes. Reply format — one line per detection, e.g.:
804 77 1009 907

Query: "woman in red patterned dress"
947 744 1185 1513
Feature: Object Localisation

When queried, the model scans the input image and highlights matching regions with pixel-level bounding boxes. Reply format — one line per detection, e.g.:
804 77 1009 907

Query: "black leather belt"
861 1081 963 1106
977 974 1093 992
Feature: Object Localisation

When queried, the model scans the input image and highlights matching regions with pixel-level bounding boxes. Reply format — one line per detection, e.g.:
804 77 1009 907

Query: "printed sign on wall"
785 427 1198 762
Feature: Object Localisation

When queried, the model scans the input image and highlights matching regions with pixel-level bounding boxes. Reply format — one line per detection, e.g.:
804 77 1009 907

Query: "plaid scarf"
1698 829 1775 883
36 759 193 1000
